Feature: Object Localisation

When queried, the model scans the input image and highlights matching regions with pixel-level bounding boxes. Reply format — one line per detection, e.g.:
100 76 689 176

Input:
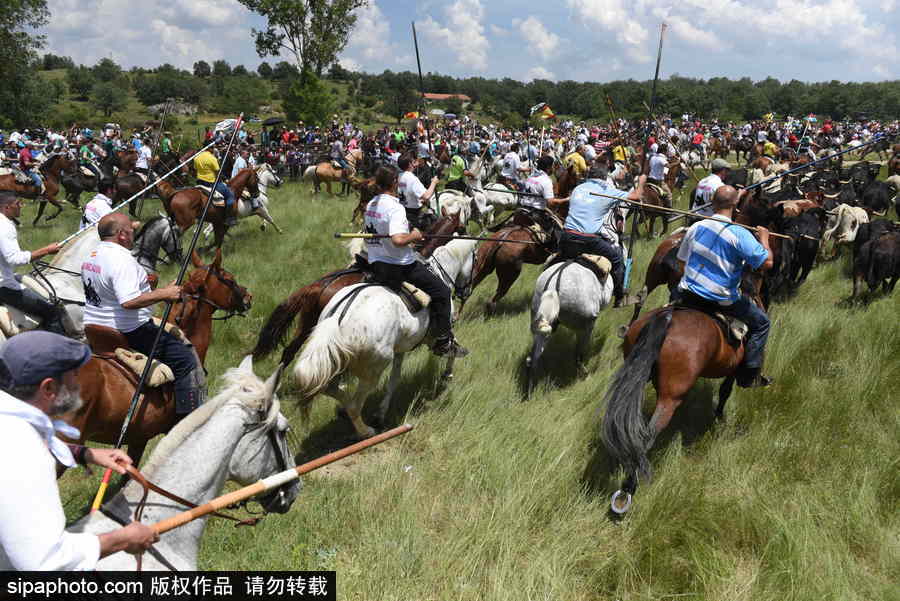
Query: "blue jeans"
25 169 41 189
334 157 349 171
124 321 204 414
671 289 770 368
211 180 234 209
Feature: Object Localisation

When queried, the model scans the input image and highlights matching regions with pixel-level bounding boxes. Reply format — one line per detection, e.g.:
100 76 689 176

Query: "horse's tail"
292 314 352 414
533 289 559 335
251 286 311 360
601 308 674 481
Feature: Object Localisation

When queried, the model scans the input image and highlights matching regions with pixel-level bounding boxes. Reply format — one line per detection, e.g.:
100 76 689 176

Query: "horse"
526 211 625 394
131 215 183 275
0 153 75 225
628 230 685 326
68 356 300 571
290 239 479 439
601 273 766 515
734 137 755 164
0 225 98 339
166 167 261 250
62 249 252 467
59 163 98 208
637 179 672 239
303 148 363 195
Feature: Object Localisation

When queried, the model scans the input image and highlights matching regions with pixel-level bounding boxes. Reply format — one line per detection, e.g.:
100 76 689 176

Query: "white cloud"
490 24 510 36
567 0 650 62
419 0 490 70
527 66 556 81
664 15 725 51
515 16 561 58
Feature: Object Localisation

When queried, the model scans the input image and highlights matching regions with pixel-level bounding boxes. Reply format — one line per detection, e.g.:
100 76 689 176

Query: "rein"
175 267 248 326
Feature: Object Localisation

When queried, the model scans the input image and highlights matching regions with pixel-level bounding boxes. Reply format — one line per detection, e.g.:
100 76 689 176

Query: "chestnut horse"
165 167 260 250
63 249 252 467
0 153 75 225
304 148 363 195
251 214 466 367
601 272 766 515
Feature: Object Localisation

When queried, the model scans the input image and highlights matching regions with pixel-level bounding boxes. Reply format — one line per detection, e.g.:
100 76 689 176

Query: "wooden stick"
589 193 819 241
153 424 413 534
334 232 540 245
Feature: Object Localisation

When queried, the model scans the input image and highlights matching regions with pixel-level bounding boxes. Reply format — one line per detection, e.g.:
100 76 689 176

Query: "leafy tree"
328 62 351 80
282 68 334 124
272 60 299 80
67 66 95 100
41 53 74 70
0 0 51 126
48 77 66 103
257 61 273 78
444 97 464 115
135 72 207 106
193 60 211 78
232 64 249 76
239 0 368 76
381 88 419 124
212 60 232 78
92 58 121 82
91 81 128 117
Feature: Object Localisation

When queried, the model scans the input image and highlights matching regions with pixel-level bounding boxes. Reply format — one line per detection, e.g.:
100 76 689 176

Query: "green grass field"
27 172 898 599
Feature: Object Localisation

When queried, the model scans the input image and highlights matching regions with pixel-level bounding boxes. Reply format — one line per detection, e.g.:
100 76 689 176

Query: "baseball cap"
0 331 91 389
711 158 731 170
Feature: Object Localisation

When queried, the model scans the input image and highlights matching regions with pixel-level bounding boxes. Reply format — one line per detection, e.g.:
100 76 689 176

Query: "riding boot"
432 335 469 358
736 366 773 388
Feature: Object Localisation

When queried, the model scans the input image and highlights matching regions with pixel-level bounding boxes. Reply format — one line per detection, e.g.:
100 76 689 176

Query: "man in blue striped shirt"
675 185 774 388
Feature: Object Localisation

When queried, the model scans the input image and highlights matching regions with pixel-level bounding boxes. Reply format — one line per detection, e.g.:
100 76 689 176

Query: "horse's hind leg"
487 260 522 314
525 331 549 397
345 359 389 439
374 353 404 427
715 377 735 421
32 200 46 226
45 199 64 221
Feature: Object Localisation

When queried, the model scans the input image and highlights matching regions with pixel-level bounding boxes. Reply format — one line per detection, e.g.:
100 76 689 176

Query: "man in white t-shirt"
500 143 529 188
80 180 115 230
648 143 671 201
692 159 730 210
363 166 468 358
81 213 205 416
134 140 152 175
397 156 437 229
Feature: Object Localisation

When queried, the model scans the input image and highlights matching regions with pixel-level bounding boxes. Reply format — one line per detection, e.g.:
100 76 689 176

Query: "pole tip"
333 232 341 239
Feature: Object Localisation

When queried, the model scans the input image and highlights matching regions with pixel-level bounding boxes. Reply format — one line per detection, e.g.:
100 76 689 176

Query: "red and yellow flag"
404 111 419 119
539 105 555 120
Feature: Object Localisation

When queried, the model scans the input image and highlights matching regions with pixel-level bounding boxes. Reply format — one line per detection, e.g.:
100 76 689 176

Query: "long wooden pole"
153 424 413 534
334 232 539 245
590 193 818 241
90 115 244 513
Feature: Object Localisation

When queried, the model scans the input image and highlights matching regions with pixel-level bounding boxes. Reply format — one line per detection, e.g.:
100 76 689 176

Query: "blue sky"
44 0 900 83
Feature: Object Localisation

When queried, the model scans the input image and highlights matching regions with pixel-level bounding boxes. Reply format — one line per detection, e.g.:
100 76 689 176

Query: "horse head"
257 163 282 188
186 249 252 317
225 356 299 514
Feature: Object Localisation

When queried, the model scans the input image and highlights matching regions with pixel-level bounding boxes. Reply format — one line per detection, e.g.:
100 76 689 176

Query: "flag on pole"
404 111 420 119
539 105 555 120
214 118 240 134
529 102 548 116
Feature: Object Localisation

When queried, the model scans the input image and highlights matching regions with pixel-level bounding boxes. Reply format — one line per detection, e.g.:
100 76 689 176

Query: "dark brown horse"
601 272 766 515
64 249 252 467
0 153 75 225
166 167 260 249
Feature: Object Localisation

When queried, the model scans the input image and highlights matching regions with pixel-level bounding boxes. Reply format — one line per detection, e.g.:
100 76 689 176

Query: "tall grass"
35 173 899 599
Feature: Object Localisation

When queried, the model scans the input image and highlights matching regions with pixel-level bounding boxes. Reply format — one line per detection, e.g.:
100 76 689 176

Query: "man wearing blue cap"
0 331 159 570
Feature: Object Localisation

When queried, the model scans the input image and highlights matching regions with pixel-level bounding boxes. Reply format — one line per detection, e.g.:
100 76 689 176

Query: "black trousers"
559 231 625 298
0 286 66 335
445 178 467 193
368 260 453 340
124 321 203 413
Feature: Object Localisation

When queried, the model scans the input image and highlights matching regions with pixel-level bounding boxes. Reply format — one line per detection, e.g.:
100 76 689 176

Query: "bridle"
427 245 477 304
174 266 250 326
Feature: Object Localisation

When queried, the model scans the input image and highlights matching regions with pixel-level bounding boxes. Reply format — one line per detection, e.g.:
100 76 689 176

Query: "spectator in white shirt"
0 331 158 570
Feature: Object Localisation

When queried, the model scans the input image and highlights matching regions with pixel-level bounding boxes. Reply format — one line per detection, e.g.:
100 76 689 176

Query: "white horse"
292 238 479 439
68 356 300 571
238 163 283 232
0 226 97 340
526 206 629 395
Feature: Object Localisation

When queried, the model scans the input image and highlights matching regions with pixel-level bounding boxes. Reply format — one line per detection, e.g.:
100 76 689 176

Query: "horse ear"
211 247 223 270
264 364 285 401
191 250 204 268
239 354 254 373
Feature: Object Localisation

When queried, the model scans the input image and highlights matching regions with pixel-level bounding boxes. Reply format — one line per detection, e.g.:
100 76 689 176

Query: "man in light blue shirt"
231 149 248 179
560 165 645 307
675 185 774 388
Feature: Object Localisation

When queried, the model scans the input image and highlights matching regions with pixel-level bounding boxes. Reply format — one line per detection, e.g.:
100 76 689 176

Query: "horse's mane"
134 215 165 242
139 366 278 480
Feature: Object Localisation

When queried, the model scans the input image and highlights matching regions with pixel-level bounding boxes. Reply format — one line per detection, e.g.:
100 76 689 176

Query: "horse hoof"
610 490 633 515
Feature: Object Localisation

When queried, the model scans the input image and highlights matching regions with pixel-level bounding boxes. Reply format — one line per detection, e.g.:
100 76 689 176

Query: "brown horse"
0 153 75 225
304 148 363 195
629 230 686 325
63 249 252 467
637 181 672 239
601 272 766 514
252 214 466 367
166 167 260 250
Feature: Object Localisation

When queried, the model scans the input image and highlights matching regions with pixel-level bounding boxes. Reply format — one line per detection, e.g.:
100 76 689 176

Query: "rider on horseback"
193 147 236 227
672 185 774 388
0 191 66 334
521 155 567 236
397 156 437 230
446 143 475 194
363 166 469 358
17 142 42 193
78 133 101 181
81 213 207 415
648 143 671 202
560 165 644 308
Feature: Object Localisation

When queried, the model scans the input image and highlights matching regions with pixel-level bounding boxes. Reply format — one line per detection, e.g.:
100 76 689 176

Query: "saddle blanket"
544 253 611 282
112 348 174 387
0 167 39 186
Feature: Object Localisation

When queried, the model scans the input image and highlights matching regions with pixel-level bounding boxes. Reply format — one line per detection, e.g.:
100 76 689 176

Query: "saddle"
352 254 431 314
646 181 668 199
84 323 181 387
544 252 611 283
193 184 227 206
673 298 748 347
